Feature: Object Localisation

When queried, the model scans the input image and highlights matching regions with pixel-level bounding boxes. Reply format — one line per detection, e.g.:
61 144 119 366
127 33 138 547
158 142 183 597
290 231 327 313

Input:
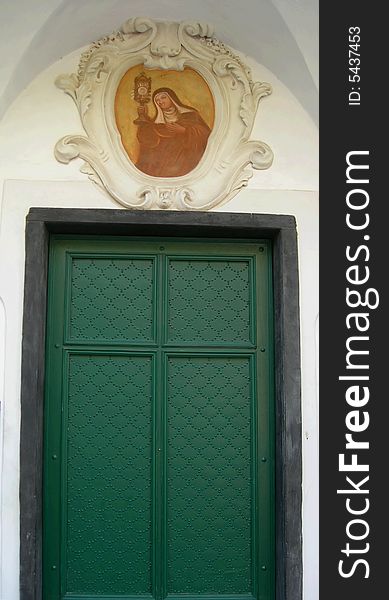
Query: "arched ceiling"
0 0 318 124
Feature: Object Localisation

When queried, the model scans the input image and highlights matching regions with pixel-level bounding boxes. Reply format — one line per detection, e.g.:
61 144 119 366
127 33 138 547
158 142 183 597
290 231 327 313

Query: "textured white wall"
0 47 318 600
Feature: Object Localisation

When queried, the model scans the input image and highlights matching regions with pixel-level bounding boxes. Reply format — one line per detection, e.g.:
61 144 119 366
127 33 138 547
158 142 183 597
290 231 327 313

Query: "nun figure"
134 88 211 178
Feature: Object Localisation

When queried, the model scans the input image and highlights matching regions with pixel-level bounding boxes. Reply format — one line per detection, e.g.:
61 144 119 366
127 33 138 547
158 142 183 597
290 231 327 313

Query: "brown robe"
135 111 211 177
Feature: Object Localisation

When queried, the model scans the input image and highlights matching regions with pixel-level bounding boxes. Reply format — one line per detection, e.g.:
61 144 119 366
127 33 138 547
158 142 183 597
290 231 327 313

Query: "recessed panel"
68 256 156 343
65 353 154 595
166 355 254 595
166 258 254 345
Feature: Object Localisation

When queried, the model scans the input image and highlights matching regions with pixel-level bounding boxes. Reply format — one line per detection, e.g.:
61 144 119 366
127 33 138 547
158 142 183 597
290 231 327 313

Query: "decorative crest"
55 18 273 210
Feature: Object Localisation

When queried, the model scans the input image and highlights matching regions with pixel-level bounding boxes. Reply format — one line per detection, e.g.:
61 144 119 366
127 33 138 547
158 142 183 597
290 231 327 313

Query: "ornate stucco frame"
55 18 273 210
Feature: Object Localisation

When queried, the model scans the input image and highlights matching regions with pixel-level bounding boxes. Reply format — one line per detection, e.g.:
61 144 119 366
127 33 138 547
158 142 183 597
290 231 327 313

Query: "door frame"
19 208 302 600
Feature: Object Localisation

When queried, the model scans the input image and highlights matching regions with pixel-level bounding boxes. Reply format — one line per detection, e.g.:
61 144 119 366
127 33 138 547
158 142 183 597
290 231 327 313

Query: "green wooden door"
43 237 274 600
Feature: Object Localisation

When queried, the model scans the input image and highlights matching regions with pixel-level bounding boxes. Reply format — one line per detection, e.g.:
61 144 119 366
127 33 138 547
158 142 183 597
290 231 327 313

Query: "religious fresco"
114 65 215 178
55 18 273 209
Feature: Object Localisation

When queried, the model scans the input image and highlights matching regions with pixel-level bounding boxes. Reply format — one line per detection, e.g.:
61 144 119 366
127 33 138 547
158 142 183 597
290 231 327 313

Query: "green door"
43 237 274 600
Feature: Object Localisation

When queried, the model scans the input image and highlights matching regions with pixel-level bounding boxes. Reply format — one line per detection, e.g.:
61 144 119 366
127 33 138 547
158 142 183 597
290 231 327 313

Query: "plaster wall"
0 0 318 122
0 48 318 600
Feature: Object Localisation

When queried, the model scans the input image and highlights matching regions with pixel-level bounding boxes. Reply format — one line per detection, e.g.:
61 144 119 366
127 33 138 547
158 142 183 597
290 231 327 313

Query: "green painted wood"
65 353 154 594
66 255 157 345
43 237 274 600
165 355 254 595
165 257 255 346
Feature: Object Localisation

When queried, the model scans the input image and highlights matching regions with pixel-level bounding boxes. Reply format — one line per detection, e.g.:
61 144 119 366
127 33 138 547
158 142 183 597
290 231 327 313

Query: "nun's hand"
137 105 149 119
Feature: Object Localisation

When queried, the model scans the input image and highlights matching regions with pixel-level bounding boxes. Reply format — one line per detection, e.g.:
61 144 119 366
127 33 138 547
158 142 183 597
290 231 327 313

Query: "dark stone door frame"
19 208 302 600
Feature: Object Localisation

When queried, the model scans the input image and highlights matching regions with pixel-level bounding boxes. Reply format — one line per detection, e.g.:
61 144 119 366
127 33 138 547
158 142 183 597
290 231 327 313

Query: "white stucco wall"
0 48 318 600
0 0 318 123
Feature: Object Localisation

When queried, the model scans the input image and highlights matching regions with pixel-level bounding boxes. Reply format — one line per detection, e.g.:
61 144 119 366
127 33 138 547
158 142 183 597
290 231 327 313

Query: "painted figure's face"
155 93 174 110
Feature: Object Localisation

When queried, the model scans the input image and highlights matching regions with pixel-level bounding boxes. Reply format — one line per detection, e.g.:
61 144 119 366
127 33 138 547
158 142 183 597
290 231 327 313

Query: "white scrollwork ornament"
54 18 273 210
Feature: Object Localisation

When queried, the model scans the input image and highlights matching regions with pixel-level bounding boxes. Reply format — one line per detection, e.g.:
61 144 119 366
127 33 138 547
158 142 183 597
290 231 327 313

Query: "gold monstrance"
134 72 152 105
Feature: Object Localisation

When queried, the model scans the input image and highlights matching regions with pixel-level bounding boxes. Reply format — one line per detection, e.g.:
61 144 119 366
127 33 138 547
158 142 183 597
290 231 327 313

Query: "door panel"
165 258 254 346
65 353 154 596
67 256 157 344
43 237 274 600
166 355 254 596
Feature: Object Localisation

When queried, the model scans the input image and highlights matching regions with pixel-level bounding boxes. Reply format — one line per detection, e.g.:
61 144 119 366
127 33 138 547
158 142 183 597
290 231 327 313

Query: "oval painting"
115 65 215 178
